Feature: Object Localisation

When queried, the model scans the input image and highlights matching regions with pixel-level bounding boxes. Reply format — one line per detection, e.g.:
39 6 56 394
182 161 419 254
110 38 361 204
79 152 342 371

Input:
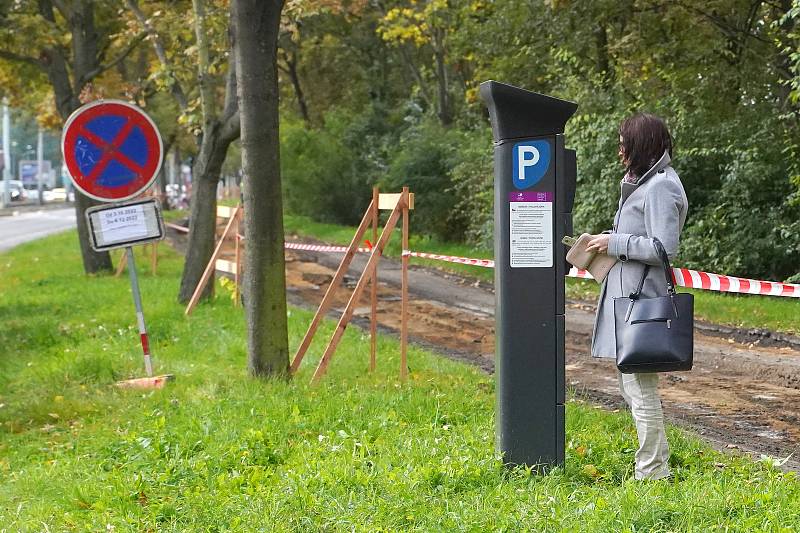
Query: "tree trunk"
177 0 241 303
177 119 238 302
233 0 289 378
156 136 175 211
178 168 219 301
39 0 112 273
73 191 114 272
281 48 310 125
433 27 451 127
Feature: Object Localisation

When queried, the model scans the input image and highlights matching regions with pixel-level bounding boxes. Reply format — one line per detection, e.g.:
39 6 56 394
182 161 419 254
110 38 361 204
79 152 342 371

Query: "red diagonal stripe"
78 122 146 180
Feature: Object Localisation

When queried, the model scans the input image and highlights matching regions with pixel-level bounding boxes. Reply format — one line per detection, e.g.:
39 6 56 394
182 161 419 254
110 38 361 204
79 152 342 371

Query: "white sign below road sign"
85 199 164 252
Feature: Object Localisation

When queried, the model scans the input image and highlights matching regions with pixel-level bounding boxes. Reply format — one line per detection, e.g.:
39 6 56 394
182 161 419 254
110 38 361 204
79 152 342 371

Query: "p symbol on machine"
512 140 551 190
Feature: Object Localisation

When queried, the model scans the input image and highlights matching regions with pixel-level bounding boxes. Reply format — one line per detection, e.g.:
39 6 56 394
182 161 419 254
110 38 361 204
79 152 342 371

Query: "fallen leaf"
583 464 600 478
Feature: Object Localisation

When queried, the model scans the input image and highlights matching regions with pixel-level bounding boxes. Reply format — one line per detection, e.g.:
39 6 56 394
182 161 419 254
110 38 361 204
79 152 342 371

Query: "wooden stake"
290 199 377 373
234 210 241 307
311 195 405 384
369 187 379 372
150 242 158 276
185 204 242 315
400 186 409 380
115 249 128 277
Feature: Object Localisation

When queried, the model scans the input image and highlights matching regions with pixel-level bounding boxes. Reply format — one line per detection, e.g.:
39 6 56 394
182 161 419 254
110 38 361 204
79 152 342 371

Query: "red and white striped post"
126 246 153 377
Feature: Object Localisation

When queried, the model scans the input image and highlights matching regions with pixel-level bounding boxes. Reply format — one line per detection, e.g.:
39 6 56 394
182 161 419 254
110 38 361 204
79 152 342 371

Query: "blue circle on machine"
512 140 551 190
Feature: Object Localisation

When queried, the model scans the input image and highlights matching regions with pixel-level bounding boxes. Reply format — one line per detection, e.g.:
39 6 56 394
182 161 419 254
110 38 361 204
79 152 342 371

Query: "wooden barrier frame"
290 187 413 383
184 204 242 315
183 189 413 382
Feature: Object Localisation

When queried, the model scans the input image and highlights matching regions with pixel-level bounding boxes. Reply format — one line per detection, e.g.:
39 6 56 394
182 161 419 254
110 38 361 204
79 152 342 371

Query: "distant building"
18 160 53 189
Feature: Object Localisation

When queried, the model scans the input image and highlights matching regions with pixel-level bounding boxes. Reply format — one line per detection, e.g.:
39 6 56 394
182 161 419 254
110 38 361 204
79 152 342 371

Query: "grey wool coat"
591 151 689 358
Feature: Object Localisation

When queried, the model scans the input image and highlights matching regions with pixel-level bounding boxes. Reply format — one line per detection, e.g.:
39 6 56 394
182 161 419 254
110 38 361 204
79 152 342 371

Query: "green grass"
284 214 800 335
2 233 800 530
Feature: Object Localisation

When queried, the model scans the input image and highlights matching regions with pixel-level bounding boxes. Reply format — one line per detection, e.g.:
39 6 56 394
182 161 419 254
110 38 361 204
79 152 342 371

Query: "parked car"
43 187 75 202
0 180 25 202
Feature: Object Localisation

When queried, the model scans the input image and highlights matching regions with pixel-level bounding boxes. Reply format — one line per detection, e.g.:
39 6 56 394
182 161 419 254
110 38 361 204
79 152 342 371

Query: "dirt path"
170 227 800 469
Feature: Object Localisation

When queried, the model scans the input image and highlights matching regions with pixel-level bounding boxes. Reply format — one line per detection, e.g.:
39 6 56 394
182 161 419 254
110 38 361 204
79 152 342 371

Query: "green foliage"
3 234 800 530
275 0 800 282
447 129 495 247
681 133 800 280
281 114 370 224
381 118 469 240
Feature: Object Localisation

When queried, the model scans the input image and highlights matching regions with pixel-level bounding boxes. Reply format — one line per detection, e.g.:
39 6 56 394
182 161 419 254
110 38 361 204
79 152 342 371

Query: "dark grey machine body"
480 81 577 469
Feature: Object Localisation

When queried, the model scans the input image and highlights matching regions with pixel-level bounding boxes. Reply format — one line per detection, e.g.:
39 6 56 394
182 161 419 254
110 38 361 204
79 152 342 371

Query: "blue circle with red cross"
62 100 163 202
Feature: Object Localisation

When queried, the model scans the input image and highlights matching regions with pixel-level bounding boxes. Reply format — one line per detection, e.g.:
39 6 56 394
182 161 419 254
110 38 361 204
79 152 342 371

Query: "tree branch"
50 0 70 19
125 0 189 109
0 49 42 67
219 110 241 146
78 32 146 86
221 31 238 122
674 1 771 45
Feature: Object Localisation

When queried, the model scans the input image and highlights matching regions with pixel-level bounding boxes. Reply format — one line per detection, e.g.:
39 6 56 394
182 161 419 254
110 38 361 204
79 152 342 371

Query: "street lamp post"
2 102 11 207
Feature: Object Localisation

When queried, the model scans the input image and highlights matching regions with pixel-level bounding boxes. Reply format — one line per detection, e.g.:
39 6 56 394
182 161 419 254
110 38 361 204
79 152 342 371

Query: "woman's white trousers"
618 371 671 480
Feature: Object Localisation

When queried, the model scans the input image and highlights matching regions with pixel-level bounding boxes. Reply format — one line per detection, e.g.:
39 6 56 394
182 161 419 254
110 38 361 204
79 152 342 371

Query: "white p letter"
517 145 540 181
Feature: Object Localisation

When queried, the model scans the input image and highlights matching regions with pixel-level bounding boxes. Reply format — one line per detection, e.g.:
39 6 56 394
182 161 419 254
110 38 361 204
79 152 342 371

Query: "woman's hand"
585 234 611 254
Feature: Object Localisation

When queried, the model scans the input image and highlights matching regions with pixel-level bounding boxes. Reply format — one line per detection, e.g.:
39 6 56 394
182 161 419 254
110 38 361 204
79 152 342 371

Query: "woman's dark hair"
619 113 673 177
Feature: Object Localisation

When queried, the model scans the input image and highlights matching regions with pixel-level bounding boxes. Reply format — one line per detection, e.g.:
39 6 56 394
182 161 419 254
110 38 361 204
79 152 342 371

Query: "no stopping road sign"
61 100 163 202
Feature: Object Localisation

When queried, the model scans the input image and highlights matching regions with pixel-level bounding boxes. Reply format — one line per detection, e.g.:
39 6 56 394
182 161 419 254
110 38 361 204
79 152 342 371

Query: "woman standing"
584 114 689 480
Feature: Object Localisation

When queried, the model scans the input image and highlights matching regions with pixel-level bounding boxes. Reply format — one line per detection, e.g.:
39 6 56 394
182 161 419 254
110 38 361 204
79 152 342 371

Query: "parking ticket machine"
480 81 577 469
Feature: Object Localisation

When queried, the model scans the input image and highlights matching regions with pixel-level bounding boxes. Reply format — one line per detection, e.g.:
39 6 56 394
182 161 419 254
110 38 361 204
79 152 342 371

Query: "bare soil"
170 225 800 470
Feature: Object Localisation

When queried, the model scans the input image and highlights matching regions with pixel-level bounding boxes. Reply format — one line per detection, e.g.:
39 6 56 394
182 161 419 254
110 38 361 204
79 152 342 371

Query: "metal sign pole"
36 127 44 205
2 101 11 207
126 246 154 377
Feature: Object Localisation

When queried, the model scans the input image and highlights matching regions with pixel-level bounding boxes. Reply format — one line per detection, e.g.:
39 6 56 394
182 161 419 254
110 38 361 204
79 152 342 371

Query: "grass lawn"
1 232 799 530
284 214 800 336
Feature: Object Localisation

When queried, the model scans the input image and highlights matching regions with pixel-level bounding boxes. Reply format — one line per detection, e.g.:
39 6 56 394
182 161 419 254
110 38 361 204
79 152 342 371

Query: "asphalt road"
0 207 76 252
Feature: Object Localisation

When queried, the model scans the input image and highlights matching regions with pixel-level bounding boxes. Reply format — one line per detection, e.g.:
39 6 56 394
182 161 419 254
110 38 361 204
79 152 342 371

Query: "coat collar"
620 150 671 203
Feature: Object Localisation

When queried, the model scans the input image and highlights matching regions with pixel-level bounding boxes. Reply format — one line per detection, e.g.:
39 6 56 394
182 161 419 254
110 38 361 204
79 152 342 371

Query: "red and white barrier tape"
165 222 189 233
400 250 799 298
285 242 371 254
401 250 495 268
671 268 800 298
169 221 799 298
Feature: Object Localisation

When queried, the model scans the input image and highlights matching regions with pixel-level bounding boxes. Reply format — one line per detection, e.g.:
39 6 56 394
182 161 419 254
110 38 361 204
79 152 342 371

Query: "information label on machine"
509 191 553 268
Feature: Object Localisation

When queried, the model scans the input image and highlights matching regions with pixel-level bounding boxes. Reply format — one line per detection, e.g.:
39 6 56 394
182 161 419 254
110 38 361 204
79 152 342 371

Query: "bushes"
679 137 800 281
447 132 494 248
281 116 374 225
282 107 491 243
380 120 480 241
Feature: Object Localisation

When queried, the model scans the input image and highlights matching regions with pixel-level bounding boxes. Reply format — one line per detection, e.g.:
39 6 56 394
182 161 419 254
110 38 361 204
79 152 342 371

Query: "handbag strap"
652 238 676 294
628 237 676 299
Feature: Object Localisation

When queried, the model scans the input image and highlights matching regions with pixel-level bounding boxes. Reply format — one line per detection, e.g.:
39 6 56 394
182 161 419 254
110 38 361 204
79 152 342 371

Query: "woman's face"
618 135 627 167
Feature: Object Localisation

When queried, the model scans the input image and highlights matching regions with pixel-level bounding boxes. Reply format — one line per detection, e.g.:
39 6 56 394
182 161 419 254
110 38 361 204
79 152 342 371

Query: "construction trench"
168 224 800 471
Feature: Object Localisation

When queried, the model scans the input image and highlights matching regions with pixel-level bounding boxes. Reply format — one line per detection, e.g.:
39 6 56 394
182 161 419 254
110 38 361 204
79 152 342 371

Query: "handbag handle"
652 238 676 295
628 237 676 299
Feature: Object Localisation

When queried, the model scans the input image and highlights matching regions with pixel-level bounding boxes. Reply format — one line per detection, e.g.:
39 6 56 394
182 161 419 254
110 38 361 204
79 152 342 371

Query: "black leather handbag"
614 238 693 373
